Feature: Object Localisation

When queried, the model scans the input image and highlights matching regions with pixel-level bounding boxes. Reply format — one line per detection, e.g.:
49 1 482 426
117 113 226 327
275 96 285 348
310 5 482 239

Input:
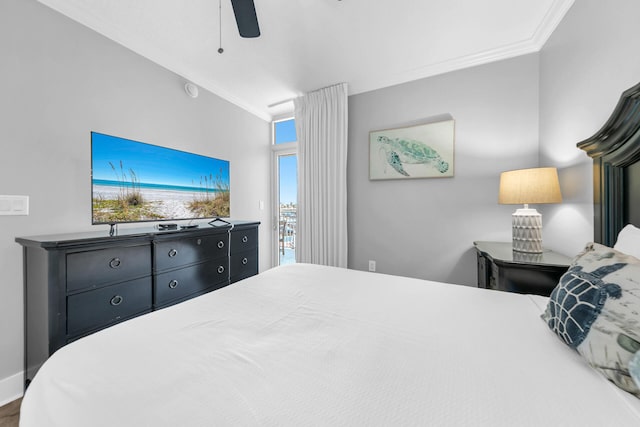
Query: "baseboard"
0 371 24 407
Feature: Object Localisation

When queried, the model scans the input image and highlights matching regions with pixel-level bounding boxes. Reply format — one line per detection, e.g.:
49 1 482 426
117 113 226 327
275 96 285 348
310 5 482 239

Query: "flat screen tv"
91 132 230 225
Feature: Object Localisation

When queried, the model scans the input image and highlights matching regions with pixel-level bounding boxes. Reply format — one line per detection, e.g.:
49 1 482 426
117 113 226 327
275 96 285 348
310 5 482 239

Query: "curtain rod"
267 98 295 109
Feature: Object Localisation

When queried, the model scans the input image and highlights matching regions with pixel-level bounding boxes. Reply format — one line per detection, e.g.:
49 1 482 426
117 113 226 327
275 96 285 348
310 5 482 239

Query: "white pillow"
614 224 640 259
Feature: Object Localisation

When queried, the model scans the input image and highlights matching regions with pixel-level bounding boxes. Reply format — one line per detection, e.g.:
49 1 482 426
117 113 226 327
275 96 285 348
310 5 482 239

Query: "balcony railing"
279 206 296 265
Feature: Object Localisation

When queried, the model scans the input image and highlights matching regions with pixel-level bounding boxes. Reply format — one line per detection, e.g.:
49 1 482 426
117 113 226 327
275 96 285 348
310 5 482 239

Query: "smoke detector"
184 82 199 98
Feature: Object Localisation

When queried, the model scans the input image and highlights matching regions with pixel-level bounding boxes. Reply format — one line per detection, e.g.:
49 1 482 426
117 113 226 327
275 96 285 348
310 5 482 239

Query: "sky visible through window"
275 119 296 144
275 119 297 205
279 155 297 204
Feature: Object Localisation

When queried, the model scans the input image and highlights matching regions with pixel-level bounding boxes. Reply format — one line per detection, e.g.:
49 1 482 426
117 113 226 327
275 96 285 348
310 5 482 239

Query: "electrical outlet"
368 260 376 272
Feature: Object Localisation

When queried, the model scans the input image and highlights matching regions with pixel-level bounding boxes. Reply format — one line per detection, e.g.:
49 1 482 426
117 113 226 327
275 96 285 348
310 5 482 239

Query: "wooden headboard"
577 81 640 247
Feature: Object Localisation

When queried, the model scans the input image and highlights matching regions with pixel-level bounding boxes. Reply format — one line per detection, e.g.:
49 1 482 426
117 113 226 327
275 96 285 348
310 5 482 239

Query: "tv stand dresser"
16 220 259 387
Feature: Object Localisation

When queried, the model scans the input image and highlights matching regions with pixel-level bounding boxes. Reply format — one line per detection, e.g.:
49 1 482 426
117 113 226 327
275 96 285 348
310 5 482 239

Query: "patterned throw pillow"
542 243 640 397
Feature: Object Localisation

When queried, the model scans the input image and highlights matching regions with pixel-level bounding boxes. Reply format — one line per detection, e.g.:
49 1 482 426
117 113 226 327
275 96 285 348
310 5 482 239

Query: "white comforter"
20 264 640 426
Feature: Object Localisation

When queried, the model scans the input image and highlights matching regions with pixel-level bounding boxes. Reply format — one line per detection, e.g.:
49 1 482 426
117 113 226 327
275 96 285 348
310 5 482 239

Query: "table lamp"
498 167 562 253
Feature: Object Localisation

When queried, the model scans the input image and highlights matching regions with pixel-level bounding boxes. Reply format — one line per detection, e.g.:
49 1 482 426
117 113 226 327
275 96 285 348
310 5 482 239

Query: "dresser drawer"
67 276 152 337
154 257 229 306
230 249 258 283
230 227 258 254
67 245 151 292
154 233 228 272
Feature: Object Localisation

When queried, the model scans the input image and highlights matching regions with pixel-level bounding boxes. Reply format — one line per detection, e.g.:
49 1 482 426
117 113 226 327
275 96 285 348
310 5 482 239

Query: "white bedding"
20 264 640 426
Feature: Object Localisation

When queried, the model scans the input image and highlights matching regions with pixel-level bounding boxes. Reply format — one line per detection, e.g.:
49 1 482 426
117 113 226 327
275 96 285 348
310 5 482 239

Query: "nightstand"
473 241 572 297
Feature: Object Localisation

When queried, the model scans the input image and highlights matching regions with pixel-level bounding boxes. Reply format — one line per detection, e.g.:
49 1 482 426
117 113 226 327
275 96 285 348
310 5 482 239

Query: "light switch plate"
0 195 29 215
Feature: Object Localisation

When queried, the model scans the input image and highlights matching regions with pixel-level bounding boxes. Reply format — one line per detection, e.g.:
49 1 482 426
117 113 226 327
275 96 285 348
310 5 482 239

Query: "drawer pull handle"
168 249 178 257
242 236 248 243
242 257 248 265
110 295 124 306
217 241 225 249
109 258 121 269
217 265 225 274
169 279 179 289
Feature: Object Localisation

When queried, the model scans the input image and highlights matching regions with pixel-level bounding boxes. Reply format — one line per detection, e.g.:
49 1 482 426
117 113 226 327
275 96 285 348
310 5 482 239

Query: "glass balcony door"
272 118 297 266
277 154 297 265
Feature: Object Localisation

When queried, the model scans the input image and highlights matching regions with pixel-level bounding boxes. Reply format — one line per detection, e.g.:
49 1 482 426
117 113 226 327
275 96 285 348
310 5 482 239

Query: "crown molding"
38 0 273 122
531 0 575 49
38 0 575 122
351 0 575 96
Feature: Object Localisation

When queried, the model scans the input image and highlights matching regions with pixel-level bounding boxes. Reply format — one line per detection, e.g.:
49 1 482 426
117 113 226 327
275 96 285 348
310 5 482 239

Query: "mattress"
20 264 640 426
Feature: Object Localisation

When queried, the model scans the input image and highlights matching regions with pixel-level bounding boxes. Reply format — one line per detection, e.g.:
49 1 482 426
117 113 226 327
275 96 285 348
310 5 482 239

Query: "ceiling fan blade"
230 0 260 38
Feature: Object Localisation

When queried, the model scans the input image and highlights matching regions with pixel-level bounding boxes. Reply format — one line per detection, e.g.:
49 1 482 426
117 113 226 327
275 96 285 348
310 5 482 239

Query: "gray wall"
539 0 640 255
348 0 640 284
348 54 540 285
0 0 270 399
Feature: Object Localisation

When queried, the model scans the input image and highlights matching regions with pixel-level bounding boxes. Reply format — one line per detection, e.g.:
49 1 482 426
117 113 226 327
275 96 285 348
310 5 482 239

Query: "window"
274 118 297 144
272 118 297 266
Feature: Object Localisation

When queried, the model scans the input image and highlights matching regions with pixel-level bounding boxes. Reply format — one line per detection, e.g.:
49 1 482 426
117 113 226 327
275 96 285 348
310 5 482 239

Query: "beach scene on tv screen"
91 133 230 224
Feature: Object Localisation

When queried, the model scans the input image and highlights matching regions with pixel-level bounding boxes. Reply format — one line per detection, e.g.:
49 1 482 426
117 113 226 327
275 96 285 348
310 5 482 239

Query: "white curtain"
294 83 348 267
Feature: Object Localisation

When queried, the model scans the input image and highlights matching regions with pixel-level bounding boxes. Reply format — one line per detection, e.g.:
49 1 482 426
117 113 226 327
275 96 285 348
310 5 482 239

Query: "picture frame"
369 119 455 180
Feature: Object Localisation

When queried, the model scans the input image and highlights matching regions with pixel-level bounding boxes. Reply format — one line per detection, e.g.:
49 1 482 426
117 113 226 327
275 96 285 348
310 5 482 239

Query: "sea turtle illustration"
544 263 625 348
376 136 449 177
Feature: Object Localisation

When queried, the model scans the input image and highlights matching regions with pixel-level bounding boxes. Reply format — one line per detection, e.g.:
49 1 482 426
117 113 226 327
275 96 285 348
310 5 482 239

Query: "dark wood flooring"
0 398 20 427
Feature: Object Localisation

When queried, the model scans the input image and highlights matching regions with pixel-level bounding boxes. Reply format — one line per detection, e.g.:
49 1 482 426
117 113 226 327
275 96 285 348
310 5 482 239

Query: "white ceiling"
37 0 574 121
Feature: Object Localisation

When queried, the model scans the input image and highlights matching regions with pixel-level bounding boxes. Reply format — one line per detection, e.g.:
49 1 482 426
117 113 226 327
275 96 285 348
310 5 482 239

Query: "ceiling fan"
230 0 260 38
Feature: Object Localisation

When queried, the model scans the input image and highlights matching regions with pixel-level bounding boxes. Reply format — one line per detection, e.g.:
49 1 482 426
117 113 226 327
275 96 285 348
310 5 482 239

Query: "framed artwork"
369 119 455 180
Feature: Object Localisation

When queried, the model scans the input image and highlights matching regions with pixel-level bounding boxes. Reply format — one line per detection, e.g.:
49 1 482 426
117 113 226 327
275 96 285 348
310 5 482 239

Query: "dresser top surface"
16 220 259 248
473 241 573 267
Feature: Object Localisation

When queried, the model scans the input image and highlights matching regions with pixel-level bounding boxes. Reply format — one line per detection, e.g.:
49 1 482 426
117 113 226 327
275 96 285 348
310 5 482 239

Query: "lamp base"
512 208 543 253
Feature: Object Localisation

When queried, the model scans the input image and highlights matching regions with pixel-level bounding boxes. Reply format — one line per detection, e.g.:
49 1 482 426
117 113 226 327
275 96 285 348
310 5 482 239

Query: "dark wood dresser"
473 241 571 297
16 220 259 386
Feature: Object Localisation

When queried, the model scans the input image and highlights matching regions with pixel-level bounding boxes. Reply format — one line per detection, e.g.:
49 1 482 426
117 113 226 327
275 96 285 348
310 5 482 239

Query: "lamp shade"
498 167 562 205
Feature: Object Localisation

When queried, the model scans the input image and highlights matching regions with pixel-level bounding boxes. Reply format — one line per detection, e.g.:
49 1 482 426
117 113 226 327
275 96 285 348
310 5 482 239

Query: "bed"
17 263 640 426
17 262 640 426
20 83 640 426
